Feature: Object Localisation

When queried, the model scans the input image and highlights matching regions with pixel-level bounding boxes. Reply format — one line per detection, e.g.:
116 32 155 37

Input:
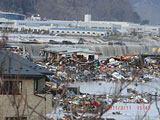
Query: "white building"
142 25 160 36
50 27 109 37
84 14 91 22
124 24 160 36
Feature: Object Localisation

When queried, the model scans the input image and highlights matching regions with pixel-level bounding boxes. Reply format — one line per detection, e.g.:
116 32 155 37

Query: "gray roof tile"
0 50 52 77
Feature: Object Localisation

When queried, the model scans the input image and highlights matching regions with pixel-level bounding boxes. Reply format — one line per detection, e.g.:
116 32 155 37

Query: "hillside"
132 0 160 24
0 0 140 23
0 0 37 15
35 0 140 22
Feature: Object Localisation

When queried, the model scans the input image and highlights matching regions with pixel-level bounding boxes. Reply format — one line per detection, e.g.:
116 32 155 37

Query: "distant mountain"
0 0 37 15
35 0 140 22
0 0 140 23
132 0 160 24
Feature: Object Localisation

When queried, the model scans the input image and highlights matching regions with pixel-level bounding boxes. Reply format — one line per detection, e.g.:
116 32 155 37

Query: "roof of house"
0 49 52 77
43 47 97 54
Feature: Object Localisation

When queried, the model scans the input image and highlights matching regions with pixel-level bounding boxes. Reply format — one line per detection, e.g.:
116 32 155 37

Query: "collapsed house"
41 47 102 62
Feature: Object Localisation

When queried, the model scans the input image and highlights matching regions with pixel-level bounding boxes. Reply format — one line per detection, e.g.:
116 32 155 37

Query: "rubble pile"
41 51 160 119
39 53 160 84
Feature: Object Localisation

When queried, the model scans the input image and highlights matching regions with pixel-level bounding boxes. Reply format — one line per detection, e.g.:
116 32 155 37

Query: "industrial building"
0 11 160 37
50 27 109 37
0 11 26 20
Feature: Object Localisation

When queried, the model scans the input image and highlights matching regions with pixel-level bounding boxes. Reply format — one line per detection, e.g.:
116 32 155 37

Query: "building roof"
0 49 52 77
67 48 96 54
116 29 128 33
44 47 74 52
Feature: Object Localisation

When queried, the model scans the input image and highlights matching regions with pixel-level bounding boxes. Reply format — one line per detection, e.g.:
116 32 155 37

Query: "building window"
56 31 59 33
89 55 95 60
77 31 80 34
72 31 75 33
77 55 83 58
61 31 64 33
34 80 38 93
5 117 27 120
0 81 22 95
87 32 90 34
82 32 85 34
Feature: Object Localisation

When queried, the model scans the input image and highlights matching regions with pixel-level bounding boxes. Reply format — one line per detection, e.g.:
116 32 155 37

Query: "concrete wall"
0 78 52 120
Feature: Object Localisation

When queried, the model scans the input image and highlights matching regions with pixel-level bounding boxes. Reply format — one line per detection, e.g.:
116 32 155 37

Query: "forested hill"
0 0 37 15
132 0 160 24
0 0 140 23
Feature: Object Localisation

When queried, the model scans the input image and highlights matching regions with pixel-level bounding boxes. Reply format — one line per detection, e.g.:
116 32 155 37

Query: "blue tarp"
5 46 18 49
49 76 61 86
117 71 125 75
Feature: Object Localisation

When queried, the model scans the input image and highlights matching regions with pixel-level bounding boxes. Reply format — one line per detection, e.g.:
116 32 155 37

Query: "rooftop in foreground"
0 49 52 77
